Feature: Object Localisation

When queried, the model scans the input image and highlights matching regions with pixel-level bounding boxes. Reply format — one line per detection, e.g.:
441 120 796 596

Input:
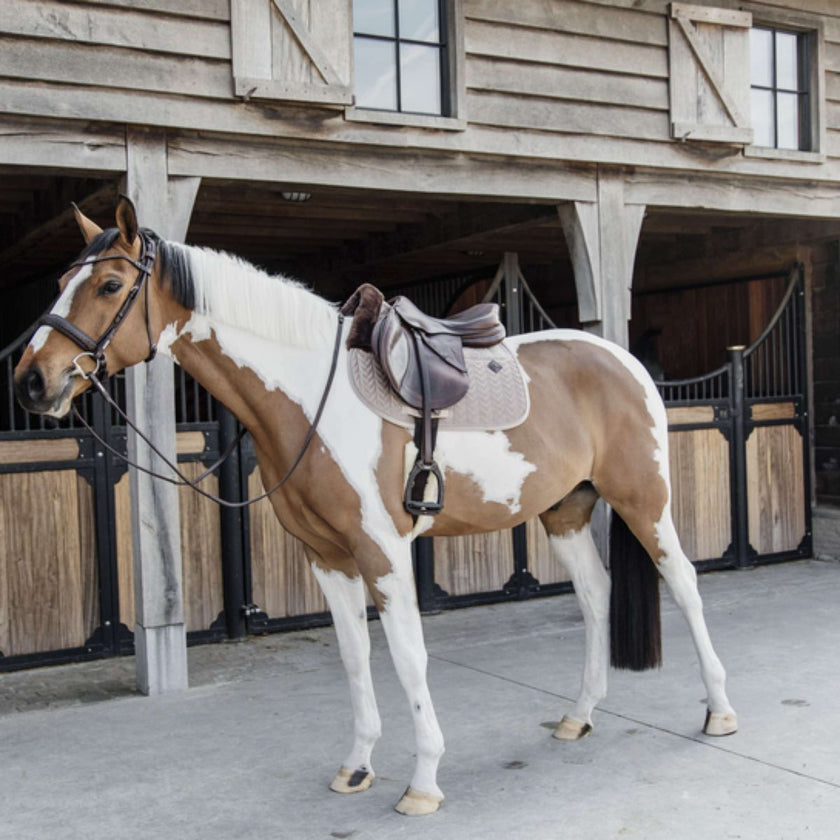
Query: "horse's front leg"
371 542 445 816
308 551 381 794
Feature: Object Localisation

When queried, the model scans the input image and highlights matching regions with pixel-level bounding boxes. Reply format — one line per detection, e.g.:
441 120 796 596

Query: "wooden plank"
467 57 669 110
668 428 731 561
468 90 669 141
247 469 327 617
234 77 353 105
0 115 125 173
0 438 79 464
465 19 668 78
667 405 715 425
176 431 207 455
671 3 751 28
69 0 230 20
231 0 272 81
178 461 223 632
746 424 806 554
433 530 513 596
114 471 134 631
0 36 233 100
0 471 86 656
751 402 796 421
0 1 231 59
76 474 100 641
465 0 668 46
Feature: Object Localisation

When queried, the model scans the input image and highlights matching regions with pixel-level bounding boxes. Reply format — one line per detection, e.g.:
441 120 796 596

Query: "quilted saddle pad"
348 341 530 431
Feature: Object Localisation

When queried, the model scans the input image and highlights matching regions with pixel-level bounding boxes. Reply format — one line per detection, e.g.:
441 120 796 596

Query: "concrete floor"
1 559 838 840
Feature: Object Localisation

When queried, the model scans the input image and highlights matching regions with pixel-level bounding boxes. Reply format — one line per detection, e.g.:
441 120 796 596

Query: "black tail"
609 511 662 671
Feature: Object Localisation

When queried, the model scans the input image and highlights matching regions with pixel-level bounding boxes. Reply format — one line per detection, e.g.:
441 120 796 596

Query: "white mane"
179 243 338 350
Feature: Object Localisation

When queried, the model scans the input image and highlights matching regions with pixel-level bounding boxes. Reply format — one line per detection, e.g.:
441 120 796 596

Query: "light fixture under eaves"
281 191 312 203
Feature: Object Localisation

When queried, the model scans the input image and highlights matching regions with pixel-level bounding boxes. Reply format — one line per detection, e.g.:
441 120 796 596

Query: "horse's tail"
609 511 662 671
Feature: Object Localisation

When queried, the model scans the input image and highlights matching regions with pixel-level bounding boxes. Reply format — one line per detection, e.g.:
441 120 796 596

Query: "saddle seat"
341 283 507 517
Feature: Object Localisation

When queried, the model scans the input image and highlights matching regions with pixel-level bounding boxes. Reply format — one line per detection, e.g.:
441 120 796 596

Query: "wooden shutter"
668 2 753 144
231 0 352 105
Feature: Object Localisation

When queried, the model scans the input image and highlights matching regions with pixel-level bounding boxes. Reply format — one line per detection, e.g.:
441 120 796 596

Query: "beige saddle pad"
348 341 530 431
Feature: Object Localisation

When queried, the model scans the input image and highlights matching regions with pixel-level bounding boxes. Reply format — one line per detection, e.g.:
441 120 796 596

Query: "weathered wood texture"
632 274 789 379
0 470 97 656
116 442 225 634
0 0 837 190
246 468 328 617
746 423 807 554
433 530 514 596
668 428 732 561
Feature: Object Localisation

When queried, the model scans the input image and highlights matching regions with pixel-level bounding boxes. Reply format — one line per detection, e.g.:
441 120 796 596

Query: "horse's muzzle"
15 363 53 414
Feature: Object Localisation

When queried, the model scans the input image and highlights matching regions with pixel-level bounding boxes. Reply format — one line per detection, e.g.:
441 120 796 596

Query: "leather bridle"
39 229 158 380
39 229 344 508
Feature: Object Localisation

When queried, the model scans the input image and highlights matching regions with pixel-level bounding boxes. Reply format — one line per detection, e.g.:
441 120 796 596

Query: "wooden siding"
0 0 837 192
746 424 807 554
668 427 732 561
0 470 97 656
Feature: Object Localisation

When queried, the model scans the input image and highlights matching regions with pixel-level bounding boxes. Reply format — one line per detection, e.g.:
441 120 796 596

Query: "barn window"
750 27 811 150
352 0 449 116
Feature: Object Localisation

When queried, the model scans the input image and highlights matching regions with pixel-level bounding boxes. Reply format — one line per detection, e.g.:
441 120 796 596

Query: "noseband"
38 229 158 379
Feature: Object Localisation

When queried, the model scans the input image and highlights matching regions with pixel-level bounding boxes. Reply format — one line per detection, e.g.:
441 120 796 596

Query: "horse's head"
14 196 159 417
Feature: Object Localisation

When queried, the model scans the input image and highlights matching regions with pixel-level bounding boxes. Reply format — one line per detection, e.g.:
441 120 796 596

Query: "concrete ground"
1 559 839 840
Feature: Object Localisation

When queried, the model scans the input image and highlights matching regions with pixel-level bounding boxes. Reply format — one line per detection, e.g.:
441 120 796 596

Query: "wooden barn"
1 0 839 683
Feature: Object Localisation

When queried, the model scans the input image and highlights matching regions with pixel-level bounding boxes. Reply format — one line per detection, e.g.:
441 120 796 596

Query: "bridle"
39 229 344 508
39 229 159 379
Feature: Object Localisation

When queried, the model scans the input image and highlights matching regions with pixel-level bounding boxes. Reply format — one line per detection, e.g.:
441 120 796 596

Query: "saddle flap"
373 307 470 411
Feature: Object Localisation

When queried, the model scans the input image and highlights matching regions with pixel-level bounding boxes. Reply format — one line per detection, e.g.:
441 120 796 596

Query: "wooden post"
557 170 645 349
123 127 200 695
558 170 645 560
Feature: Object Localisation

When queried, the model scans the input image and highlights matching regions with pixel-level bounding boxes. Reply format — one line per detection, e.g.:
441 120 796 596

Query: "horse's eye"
99 279 123 297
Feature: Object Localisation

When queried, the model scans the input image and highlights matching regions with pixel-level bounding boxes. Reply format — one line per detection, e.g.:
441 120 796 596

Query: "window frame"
742 7 825 163
750 26 811 152
345 0 466 131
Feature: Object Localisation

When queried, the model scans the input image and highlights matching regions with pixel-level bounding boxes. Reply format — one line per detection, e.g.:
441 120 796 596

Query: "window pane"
353 0 395 37
398 0 439 43
777 92 800 149
775 32 799 91
751 88 774 146
354 37 397 110
750 28 773 87
400 43 441 114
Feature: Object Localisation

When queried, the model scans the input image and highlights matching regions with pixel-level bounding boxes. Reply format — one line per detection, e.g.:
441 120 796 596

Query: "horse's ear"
115 194 139 247
72 203 103 245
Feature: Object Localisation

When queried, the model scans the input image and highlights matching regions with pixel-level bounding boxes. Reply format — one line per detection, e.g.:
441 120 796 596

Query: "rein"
48 230 345 508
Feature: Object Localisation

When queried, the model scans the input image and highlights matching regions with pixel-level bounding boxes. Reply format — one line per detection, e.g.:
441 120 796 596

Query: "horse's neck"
163 311 338 462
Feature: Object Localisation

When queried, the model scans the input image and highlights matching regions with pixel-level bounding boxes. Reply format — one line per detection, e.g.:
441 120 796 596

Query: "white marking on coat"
29 264 93 353
434 429 536 513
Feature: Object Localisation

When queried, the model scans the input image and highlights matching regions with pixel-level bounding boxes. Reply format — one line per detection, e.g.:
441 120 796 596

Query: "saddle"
341 284 506 516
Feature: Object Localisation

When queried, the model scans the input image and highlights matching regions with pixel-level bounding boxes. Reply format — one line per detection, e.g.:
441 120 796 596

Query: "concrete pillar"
557 169 645 348
123 127 200 695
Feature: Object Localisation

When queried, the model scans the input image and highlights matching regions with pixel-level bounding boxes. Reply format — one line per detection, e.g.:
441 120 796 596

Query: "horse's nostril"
26 367 46 400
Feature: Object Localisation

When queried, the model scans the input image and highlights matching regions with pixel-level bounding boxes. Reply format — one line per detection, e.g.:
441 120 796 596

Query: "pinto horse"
14 197 737 815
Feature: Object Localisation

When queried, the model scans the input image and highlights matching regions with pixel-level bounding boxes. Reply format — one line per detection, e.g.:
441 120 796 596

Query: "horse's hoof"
394 787 443 816
703 709 738 737
329 766 375 794
553 716 593 740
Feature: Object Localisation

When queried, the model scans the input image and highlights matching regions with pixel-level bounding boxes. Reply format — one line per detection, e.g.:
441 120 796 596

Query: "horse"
14 196 737 816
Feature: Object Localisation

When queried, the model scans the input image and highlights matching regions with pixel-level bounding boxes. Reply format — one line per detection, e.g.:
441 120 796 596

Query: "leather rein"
43 230 344 509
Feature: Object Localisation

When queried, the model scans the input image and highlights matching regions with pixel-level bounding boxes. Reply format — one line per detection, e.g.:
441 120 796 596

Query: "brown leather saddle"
341 284 506 515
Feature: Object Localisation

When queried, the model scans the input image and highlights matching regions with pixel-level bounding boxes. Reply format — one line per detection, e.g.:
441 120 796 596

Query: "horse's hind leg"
651 512 738 735
540 483 611 740
308 551 382 794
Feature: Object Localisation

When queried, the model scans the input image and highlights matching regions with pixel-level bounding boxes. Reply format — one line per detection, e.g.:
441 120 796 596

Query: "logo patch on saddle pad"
348 342 530 431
